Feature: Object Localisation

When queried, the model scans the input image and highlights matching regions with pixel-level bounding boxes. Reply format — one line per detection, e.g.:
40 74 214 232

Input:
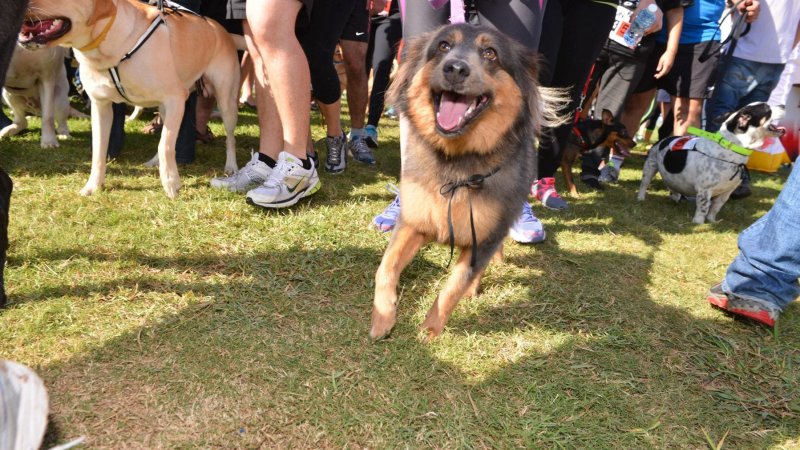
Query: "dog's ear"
386 32 433 115
712 111 733 127
601 109 614 125
87 0 117 26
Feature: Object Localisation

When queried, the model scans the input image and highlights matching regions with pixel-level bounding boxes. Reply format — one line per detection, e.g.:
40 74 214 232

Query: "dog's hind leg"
706 190 734 223
692 189 712 224
157 98 185 198
0 91 28 139
420 238 502 340
370 223 428 340
53 63 71 139
81 100 113 196
37 74 59 148
206 71 240 175
637 146 659 201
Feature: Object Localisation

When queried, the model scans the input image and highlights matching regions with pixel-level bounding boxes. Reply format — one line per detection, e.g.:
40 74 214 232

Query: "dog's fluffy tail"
537 86 572 132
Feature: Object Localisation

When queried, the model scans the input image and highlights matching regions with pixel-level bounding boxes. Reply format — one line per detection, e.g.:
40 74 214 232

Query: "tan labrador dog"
19 0 241 198
2 45 71 148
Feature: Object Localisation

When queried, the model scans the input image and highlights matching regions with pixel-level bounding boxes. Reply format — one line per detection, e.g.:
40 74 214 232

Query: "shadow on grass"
7 239 797 448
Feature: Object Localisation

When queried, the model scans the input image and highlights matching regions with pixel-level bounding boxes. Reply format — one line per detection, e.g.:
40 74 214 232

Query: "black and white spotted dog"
637 102 784 224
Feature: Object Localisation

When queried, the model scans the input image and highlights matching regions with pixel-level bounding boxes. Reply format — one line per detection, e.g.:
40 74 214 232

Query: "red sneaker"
531 177 568 210
706 283 779 327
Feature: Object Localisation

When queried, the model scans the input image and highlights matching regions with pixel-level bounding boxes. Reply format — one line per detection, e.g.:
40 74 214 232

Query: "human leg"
708 164 800 325
365 13 401 147
244 0 321 207
246 0 311 159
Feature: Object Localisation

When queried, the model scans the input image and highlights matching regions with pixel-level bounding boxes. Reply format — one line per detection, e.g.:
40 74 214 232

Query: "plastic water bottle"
624 4 657 47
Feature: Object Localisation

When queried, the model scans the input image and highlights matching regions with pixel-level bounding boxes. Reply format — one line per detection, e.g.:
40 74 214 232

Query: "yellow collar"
78 9 117 52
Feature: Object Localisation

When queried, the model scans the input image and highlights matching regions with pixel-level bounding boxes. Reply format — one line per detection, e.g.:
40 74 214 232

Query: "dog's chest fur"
400 129 535 246
655 137 747 196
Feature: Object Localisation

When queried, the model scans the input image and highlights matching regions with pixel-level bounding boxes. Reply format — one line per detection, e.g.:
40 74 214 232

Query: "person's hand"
654 49 676 79
369 0 387 15
736 0 760 23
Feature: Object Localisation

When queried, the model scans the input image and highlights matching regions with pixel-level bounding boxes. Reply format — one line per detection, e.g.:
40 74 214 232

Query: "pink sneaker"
532 177 568 210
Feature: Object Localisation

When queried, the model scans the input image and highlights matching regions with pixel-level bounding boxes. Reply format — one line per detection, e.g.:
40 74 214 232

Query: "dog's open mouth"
613 140 632 157
18 17 71 47
767 122 786 137
434 91 490 135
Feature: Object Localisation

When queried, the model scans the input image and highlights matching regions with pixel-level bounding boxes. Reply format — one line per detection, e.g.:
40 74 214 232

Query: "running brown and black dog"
369 24 564 340
560 109 635 196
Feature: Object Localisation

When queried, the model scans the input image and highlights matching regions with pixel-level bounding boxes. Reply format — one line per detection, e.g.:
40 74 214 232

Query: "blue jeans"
705 56 785 132
723 164 800 311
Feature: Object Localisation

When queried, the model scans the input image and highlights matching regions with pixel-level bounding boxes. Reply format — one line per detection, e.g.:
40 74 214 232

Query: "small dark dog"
0 0 28 307
369 24 564 340
560 109 635 195
638 102 784 224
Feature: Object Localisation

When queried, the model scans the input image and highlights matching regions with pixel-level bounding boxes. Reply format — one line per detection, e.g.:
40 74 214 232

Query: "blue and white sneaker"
349 136 376 165
372 184 400 232
509 201 545 244
364 125 379 148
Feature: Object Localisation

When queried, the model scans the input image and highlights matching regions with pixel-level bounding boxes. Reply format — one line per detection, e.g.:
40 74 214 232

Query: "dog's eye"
482 48 498 61
438 41 452 53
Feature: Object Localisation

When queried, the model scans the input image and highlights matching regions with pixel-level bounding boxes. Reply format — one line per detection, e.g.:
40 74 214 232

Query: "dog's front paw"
224 164 239 176
369 309 396 340
80 183 101 196
40 138 59 149
162 180 182 199
419 323 443 343
636 192 646 201
692 216 706 225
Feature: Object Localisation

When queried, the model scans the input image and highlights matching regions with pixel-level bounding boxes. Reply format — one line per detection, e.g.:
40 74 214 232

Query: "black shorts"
340 0 369 42
595 39 655 118
637 40 720 98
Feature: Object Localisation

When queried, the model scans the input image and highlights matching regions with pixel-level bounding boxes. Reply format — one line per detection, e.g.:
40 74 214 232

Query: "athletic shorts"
595 39 656 118
341 0 369 42
637 40 721 98
227 0 313 20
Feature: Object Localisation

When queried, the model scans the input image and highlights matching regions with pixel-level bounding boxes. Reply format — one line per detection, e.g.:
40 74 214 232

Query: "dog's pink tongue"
437 92 472 131
21 20 53 35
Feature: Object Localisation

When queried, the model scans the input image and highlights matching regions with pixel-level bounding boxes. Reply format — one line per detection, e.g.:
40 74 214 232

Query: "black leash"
699 0 751 64
439 167 500 269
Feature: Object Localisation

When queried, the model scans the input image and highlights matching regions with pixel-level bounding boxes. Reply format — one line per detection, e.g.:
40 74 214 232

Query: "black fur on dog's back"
0 0 27 306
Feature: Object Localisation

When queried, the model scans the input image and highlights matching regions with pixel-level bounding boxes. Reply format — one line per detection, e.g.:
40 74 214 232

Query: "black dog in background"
0 0 29 307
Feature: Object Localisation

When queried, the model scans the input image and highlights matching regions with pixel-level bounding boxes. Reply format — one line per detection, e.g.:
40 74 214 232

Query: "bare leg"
340 39 369 132
246 0 310 159
672 96 703 137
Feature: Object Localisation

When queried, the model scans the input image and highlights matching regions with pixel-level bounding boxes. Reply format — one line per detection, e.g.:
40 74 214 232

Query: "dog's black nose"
443 59 470 84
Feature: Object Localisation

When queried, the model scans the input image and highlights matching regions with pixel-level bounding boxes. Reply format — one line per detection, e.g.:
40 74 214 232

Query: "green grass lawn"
1 107 798 449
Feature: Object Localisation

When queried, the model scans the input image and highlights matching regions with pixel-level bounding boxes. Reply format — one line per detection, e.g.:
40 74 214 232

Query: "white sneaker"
210 152 272 193
246 151 321 208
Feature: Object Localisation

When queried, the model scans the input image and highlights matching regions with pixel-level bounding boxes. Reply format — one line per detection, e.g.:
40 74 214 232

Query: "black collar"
439 166 501 268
